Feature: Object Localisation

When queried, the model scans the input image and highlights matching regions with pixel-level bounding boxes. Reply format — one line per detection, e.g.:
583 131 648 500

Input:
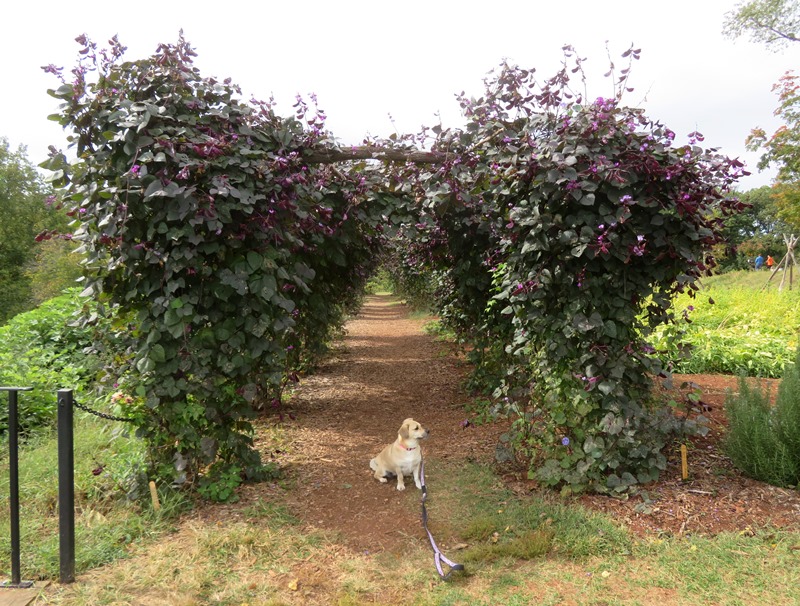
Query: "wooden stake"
680 444 689 480
149 481 161 511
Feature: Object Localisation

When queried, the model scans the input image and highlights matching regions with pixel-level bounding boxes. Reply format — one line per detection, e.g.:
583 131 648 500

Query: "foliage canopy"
44 36 744 496
747 71 800 232
0 138 69 323
723 0 800 50
390 49 744 492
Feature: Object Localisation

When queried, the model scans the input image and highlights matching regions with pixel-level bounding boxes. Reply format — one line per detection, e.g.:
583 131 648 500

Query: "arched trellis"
40 34 744 496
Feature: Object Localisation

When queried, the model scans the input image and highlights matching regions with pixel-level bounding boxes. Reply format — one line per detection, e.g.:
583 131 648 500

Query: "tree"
25 237 84 306
0 138 66 323
747 71 800 232
723 0 800 50
715 186 787 268
723 2 800 235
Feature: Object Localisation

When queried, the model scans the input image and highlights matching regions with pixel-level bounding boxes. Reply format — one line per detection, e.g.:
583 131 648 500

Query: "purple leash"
420 457 464 580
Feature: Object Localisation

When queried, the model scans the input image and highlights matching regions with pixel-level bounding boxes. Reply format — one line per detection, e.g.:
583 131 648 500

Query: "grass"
5 283 800 604
0 415 188 581
11 447 800 605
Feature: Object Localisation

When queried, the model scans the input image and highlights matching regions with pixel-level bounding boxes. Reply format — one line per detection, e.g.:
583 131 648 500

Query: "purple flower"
631 235 647 257
129 164 140 176
562 437 570 446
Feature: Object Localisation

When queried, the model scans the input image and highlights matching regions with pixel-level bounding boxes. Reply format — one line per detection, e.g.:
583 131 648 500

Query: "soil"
231 294 800 554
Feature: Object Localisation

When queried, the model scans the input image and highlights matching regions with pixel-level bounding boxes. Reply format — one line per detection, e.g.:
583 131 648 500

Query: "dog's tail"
369 458 378 471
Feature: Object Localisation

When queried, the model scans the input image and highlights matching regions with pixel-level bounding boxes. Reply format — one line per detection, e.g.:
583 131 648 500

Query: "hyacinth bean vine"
43 36 744 497
394 48 746 493
41 34 413 497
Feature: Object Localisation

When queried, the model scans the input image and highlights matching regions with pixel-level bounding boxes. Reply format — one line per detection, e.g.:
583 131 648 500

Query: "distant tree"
731 186 788 236
715 186 785 269
25 237 84 306
773 182 800 230
723 2 800 235
747 72 800 233
723 0 800 50
0 138 68 323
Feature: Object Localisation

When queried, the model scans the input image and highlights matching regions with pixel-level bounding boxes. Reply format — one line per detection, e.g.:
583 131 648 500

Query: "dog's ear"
398 421 410 439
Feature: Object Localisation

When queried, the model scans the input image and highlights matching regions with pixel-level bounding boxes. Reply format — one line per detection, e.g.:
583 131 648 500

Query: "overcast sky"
2 1 797 190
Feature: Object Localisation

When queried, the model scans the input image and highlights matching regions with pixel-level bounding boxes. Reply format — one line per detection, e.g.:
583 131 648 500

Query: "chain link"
73 399 136 423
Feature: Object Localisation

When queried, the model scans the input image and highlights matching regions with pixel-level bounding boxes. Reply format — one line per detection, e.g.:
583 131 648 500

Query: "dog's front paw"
415 481 422 489
378 477 388 483
396 484 406 491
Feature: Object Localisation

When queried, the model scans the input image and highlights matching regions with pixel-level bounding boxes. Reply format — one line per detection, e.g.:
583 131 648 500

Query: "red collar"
398 442 417 451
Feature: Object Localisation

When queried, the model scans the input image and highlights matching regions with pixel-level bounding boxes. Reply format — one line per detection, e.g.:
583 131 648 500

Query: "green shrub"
775 348 800 465
0 290 104 433
651 271 800 378
725 347 800 487
364 267 393 294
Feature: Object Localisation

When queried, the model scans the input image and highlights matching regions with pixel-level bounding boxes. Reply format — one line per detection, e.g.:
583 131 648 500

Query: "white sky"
2 0 797 190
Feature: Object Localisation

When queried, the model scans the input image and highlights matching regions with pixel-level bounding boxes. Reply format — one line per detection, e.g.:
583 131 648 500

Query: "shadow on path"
267 294 499 553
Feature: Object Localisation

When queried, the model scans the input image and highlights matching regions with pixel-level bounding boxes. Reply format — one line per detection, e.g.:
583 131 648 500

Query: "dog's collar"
398 442 417 451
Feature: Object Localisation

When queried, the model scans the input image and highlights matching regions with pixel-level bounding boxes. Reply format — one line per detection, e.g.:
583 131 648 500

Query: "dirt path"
205 294 799 546
263 295 500 553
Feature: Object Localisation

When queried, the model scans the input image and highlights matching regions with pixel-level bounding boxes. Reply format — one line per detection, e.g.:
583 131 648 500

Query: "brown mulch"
577 373 800 537
239 294 800 553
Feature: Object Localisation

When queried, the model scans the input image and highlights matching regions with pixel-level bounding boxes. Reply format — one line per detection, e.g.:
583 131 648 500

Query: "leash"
420 457 464 580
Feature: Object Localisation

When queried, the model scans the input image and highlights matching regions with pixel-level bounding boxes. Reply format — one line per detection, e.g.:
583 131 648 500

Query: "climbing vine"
42 36 745 497
42 34 399 496
390 48 746 493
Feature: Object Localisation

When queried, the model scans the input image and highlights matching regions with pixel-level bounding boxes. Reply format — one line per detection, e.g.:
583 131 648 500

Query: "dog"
369 418 429 491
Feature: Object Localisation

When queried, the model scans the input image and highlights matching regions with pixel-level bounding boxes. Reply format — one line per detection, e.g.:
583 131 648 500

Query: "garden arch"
41 36 744 496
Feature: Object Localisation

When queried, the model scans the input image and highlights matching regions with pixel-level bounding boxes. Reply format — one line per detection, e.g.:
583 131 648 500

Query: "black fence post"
57 389 75 584
1 386 33 589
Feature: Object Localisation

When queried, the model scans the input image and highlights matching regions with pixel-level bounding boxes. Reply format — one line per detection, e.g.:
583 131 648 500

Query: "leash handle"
420 458 464 580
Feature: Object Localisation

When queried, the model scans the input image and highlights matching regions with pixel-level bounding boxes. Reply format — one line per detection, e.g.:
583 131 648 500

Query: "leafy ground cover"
24 295 800 606
652 270 800 377
0 290 105 433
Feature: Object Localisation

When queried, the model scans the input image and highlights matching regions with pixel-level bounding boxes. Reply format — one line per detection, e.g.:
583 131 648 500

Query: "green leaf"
247 251 263 272
149 344 166 363
136 357 155 374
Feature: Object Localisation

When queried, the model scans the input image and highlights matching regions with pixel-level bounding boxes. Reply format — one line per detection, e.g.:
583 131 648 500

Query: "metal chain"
73 399 136 423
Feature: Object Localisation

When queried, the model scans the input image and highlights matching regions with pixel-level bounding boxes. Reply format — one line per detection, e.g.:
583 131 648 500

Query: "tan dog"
369 418 429 491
